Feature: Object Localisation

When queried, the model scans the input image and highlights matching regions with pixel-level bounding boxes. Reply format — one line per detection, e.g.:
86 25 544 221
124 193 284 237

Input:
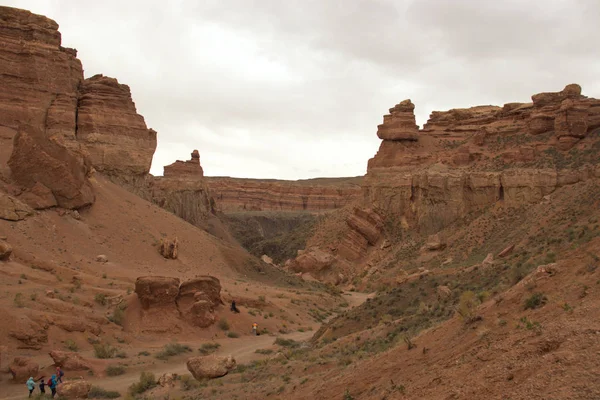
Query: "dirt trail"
1 292 372 399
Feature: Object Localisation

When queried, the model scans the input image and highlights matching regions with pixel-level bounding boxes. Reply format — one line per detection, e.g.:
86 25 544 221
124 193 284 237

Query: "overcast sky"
6 0 600 179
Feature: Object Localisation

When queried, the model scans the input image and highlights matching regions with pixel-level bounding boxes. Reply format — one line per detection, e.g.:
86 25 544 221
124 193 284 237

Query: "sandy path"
1 292 371 399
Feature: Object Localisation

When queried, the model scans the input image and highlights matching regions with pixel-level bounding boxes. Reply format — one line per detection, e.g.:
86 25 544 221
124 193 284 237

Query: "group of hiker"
26 367 63 398
230 300 260 336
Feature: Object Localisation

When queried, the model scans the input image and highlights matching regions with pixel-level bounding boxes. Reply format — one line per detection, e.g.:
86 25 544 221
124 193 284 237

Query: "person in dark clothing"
48 374 57 398
230 300 240 313
38 376 46 394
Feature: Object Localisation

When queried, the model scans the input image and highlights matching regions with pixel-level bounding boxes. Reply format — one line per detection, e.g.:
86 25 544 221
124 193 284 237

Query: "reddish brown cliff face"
206 177 363 212
364 84 600 235
0 6 157 210
77 74 157 178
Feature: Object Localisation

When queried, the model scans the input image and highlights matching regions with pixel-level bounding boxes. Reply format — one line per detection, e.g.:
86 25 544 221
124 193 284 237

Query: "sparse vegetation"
524 293 548 310
64 339 79 351
155 342 192 360
274 337 301 348
88 386 121 399
128 371 156 395
94 293 107 306
255 348 274 355
94 344 117 359
138 351 150 357
105 365 126 376
180 374 202 391
13 292 24 308
227 331 240 338
108 304 126 326
218 318 230 331
198 342 221 355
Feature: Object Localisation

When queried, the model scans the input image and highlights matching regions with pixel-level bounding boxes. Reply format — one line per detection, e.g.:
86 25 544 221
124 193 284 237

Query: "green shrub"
274 337 300 348
155 342 192 360
524 293 548 310
13 293 24 308
88 386 120 399
456 291 478 321
227 331 240 338
93 344 116 359
138 351 150 357
255 348 274 355
180 374 201 391
108 305 126 326
105 365 126 376
64 339 79 352
128 372 156 395
198 342 220 355
218 318 230 331
94 293 107 306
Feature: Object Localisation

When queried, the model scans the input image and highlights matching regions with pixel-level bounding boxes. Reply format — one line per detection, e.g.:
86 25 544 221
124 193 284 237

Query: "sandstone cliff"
207 177 362 212
0 6 157 211
290 84 600 284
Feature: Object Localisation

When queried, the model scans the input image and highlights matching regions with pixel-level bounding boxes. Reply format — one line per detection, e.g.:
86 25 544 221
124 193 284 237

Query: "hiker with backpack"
56 366 64 383
48 374 58 397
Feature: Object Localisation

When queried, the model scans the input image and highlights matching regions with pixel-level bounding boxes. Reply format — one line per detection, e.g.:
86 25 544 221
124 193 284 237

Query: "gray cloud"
5 0 600 178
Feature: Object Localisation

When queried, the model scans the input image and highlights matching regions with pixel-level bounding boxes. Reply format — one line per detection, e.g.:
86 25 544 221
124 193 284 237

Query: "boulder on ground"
178 276 223 307
158 373 178 387
9 357 39 381
0 192 33 221
57 380 92 399
95 254 108 263
18 182 58 209
425 234 446 251
159 237 178 259
0 239 12 261
49 350 92 370
135 276 180 309
436 285 452 301
186 355 236 380
9 316 48 349
498 244 515 258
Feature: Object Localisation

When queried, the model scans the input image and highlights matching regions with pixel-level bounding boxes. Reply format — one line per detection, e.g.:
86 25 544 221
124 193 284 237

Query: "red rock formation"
0 6 158 210
135 276 181 309
164 150 204 178
77 74 157 178
207 177 362 212
377 100 419 141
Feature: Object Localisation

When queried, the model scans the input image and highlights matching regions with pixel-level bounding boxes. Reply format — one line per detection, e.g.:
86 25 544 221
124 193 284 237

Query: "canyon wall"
0 6 157 211
289 84 600 283
206 177 363 212
366 84 600 234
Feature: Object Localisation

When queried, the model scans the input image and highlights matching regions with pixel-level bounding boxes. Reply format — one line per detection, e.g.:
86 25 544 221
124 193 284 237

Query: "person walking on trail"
48 374 58 398
38 376 46 394
230 300 240 313
26 377 36 397
56 366 64 383
252 322 258 336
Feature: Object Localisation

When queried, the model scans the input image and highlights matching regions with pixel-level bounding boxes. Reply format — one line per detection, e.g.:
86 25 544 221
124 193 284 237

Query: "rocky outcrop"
135 275 223 328
0 239 12 260
0 192 32 221
49 350 92 370
159 237 179 259
186 355 236 380
142 150 214 229
365 84 600 234
207 177 362 212
177 276 222 327
9 315 48 349
338 208 384 260
0 7 158 209
56 380 92 399
135 276 181 309
8 357 39 381
164 150 204 178
76 74 157 179
377 100 419 141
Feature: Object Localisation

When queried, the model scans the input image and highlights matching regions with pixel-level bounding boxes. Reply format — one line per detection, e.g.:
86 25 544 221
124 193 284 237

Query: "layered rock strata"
0 6 157 210
135 275 223 328
207 177 362 212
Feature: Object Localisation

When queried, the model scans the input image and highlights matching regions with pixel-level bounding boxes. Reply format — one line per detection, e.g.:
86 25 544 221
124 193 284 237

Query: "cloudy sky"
6 0 600 179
